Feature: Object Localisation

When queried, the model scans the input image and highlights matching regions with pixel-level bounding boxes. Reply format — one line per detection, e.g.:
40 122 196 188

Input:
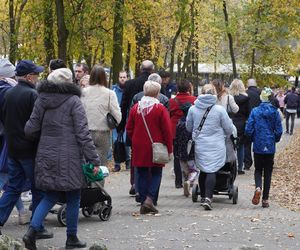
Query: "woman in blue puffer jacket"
245 87 282 208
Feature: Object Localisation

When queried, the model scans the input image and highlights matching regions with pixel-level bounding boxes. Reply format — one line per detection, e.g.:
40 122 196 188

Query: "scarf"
138 96 160 116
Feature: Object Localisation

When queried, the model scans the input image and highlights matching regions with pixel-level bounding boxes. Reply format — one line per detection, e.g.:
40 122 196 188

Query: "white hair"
148 73 162 84
143 80 161 97
247 78 257 87
141 60 154 71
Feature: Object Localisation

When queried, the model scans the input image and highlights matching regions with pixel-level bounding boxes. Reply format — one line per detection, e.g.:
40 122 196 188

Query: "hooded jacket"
186 94 233 173
245 102 282 154
25 80 101 191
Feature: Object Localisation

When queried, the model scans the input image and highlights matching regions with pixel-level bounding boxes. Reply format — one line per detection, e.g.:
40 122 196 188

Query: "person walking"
0 60 46 236
284 87 298 135
186 84 234 210
81 65 121 167
245 87 282 208
126 80 173 214
229 79 250 175
22 68 101 249
276 89 285 117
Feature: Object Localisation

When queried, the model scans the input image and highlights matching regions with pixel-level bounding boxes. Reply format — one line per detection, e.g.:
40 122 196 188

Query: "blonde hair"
201 83 217 95
143 80 161 97
229 79 247 96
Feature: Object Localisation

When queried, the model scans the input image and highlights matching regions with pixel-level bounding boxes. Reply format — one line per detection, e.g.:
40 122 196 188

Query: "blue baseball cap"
15 60 44 76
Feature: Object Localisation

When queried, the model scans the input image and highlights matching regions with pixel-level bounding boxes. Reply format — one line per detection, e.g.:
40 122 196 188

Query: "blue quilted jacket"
245 102 282 154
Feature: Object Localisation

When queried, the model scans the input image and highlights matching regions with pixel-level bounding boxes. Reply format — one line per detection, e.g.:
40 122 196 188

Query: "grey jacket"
186 94 234 173
25 81 100 191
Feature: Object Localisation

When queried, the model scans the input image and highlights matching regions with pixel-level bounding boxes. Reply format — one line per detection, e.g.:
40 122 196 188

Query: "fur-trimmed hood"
37 80 81 109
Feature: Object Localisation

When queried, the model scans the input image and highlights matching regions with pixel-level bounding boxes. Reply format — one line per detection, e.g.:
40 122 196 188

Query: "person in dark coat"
0 60 46 237
244 79 261 170
118 60 154 196
229 79 250 175
284 87 298 135
22 68 101 250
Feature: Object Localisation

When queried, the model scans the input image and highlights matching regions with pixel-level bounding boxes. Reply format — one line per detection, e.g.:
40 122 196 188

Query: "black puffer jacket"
232 94 250 139
25 81 101 191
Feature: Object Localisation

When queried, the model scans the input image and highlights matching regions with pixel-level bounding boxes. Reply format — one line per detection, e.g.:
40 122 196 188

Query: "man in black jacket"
244 79 261 170
0 60 52 238
284 87 298 135
118 60 154 195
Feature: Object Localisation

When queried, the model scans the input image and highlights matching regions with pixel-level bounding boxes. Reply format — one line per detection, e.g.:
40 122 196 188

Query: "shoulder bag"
106 91 118 129
140 106 169 164
187 105 214 157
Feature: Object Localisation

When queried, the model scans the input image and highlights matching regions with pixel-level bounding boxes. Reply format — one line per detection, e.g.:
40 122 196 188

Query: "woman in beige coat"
81 65 121 166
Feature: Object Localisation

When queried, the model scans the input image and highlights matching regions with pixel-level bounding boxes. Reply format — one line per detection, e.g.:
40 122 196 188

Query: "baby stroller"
192 135 239 204
52 165 112 226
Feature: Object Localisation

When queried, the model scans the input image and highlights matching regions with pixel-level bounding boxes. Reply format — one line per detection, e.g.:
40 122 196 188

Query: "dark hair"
76 63 89 73
158 70 171 78
89 64 107 87
49 59 66 71
211 79 226 100
292 86 296 92
177 79 191 93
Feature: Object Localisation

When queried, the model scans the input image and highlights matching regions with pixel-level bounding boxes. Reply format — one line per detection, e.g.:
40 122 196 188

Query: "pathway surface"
2 119 300 250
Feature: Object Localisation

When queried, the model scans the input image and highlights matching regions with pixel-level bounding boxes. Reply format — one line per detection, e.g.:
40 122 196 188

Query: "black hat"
15 60 44 76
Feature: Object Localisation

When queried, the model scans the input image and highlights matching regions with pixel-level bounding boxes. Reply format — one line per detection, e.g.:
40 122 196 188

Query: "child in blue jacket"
245 87 282 208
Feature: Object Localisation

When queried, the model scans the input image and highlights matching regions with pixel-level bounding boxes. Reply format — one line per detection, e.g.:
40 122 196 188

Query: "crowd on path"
0 57 298 249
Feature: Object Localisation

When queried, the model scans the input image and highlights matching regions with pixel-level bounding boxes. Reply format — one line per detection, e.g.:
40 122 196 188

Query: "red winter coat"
126 103 173 167
169 92 196 139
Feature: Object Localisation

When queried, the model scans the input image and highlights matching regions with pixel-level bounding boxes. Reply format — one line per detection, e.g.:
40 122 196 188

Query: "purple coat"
25 81 100 191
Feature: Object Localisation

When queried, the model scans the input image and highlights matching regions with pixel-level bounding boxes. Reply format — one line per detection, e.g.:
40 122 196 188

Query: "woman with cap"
245 87 282 208
23 68 101 249
126 80 173 214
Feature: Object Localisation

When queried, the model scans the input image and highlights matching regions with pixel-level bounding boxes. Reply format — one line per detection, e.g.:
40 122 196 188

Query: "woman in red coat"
126 80 173 214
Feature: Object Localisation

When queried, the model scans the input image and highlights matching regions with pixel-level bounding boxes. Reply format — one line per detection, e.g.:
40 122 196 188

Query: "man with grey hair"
244 78 261 170
131 73 169 109
118 60 155 195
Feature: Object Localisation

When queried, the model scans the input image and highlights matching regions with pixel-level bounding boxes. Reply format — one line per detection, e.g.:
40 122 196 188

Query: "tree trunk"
134 17 152 76
111 0 125 84
55 0 68 62
250 7 261 78
9 0 28 63
124 41 131 76
223 0 237 78
43 0 55 65
170 22 182 75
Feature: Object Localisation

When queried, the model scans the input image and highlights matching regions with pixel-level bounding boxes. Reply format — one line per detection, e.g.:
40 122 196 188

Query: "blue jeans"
237 144 245 171
0 157 43 226
137 167 162 203
31 190 80 235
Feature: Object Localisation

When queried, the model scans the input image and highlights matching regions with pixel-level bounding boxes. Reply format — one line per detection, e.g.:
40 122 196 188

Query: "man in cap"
0 60 52 238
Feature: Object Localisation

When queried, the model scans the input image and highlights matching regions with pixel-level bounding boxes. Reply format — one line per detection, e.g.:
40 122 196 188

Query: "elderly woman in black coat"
22 68 101 250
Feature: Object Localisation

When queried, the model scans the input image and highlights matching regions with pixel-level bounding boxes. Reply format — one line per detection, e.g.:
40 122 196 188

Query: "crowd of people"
0 57 298 249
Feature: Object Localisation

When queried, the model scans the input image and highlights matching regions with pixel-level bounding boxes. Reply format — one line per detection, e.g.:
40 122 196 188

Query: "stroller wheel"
232 186 238 204
192 184 199 203
82 207 94 217
57 204 67 227
99 205 112 221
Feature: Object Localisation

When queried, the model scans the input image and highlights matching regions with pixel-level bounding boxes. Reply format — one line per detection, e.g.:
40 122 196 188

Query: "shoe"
203 198 213 210
135 194 141 203
200 197 205 206
125 160 131 170
285 131 289 134
262 200 269 208
23 227 37 250
143 197 158 214
175 184 183 189
129 185 136 195
252 187 261 205
183 181 190 197
290 132 293 135
21 191 32 202
18 211 30 225
35 228 54 240
238 170 245 175
65 234 87 249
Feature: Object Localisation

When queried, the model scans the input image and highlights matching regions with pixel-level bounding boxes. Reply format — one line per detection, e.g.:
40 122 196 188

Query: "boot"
23 227 37 250
143 196 158 214
66 234 87 249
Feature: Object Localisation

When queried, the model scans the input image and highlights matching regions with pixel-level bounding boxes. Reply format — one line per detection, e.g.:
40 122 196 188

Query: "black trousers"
174 156 182 187
199 171 216 199
254 153 274 200
244 137 253 168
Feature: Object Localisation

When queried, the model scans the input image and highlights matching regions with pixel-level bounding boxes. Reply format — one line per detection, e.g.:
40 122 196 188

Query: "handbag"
113 132 127 163
140 106 169 164
106 92 118 129
187 105 214 157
